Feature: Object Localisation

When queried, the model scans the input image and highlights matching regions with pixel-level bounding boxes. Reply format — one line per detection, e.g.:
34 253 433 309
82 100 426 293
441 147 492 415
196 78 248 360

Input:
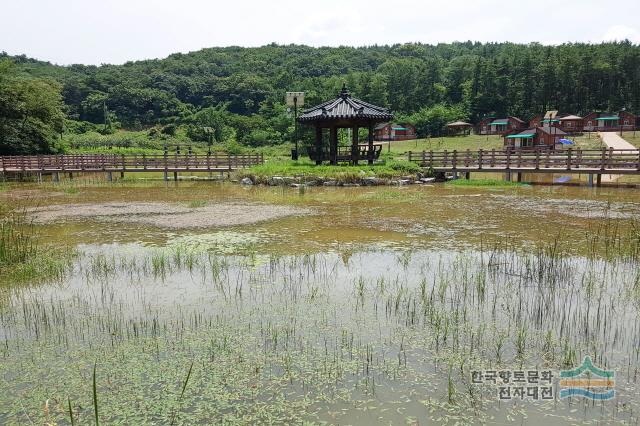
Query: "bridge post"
174 172 178 182
163 171 168 181
465 172 470 180
608 147 614 169
505 171 511 182
106 172 112 182
588 174 594 187
596 174 602 187
53 172 59 183
517 172 522 182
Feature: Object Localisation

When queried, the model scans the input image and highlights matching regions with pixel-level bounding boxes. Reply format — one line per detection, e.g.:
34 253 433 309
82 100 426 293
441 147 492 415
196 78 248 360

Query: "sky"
1 0 639 65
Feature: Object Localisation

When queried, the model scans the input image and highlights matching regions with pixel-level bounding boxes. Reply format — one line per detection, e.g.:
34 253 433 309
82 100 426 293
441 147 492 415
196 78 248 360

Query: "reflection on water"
1 182 639 424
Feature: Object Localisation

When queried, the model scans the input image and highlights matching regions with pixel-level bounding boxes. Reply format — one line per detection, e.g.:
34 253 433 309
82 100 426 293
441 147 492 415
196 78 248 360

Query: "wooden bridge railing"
0 153 264 172
407 148 640 172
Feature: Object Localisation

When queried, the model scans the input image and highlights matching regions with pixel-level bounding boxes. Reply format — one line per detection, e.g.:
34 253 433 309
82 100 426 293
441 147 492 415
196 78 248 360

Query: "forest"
1 41 639 154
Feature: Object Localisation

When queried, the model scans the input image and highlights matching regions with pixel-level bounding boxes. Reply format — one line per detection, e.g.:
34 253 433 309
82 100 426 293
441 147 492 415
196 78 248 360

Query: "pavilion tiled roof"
298 85 393 123
447 120 472 127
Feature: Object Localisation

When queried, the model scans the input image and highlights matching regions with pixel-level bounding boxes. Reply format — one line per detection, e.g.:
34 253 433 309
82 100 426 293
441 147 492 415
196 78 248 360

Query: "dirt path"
598 132 637 151
596 132 637 183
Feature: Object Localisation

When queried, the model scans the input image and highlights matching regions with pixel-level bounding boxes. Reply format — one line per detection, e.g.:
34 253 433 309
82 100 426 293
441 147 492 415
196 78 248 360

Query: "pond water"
1 181 639 424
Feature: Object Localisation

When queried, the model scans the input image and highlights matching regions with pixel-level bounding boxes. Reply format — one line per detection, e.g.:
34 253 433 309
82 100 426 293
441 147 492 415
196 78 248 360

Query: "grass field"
381 134 504 154
622 131 640 148
570 133 604 149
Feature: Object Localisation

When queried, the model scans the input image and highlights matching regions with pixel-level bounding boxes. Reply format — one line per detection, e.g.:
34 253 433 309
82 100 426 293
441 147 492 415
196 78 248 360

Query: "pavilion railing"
308 145 382 162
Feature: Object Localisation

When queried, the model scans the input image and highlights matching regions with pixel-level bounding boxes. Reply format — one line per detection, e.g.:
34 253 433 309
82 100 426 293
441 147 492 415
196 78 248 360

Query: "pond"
1 181 639 424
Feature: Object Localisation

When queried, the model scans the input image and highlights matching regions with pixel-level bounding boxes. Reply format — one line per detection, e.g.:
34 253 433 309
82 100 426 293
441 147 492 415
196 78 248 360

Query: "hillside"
1 42 639 153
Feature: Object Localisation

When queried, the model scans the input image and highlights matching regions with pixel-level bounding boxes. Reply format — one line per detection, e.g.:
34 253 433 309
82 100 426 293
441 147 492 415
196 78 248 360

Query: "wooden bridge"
0 153 264 180
408 148 640 175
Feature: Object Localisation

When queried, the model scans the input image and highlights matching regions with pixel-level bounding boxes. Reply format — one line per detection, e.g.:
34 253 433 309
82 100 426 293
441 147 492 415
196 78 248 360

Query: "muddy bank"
29 202 311 229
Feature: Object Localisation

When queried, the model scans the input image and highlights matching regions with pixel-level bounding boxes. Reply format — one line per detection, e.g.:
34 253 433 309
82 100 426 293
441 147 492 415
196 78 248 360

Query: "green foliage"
237 160 422 183
185 106 231 143
64 118 100 134
404 104 468 137
0 207 72 283
0 59 65 154
63 130 188 150
384 159 422 174
4 42 640 154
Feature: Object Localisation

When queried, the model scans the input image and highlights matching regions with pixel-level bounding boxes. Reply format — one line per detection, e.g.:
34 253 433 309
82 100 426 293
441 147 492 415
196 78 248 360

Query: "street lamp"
202 126 214 155
286 92 305 160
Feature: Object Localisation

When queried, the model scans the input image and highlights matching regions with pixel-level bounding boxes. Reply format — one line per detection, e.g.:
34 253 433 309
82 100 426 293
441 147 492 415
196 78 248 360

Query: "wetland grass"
446 179 528 188
186 199 207 208
1 201 639 423
0 207 72 284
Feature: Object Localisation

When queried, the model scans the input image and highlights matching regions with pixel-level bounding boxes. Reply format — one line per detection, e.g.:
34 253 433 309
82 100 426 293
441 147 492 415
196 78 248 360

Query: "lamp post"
286 92 305 160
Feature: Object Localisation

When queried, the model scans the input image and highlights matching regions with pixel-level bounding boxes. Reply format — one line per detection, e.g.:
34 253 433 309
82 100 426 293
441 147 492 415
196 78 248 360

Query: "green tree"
185 106 232 143
0 59 65 155
405 104 468 137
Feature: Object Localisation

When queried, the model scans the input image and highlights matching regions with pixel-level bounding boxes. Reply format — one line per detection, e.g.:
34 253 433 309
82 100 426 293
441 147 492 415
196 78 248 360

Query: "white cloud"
601 25 640 43
0 0 638 65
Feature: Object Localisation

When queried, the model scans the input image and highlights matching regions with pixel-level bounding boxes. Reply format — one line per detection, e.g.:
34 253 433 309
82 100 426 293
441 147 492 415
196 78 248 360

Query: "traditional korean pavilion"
446 120 473 136
298 84 393 165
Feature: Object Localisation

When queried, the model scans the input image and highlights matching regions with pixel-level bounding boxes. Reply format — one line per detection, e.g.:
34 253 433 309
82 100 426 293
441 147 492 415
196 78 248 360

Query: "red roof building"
583 111 636 132
504 126 568 150
374 123 416 141
477 116 526 135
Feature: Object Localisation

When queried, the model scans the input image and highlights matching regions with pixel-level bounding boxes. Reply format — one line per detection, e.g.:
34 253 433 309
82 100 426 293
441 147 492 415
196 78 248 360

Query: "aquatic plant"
0 208 72 283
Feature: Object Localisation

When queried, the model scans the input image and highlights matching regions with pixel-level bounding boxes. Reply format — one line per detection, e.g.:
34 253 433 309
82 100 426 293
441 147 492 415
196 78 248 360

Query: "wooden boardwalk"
407 148 640 175
0 153 264 175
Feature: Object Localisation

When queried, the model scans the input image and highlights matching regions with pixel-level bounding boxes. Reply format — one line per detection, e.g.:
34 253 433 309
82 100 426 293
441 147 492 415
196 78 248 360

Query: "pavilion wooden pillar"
367 122 374 165
351 126 359 165
329 126 338 165
315 126 323 165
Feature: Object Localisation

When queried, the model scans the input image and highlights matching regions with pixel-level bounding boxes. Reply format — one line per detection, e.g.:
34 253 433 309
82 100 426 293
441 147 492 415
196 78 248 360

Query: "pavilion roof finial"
340 83 349 98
